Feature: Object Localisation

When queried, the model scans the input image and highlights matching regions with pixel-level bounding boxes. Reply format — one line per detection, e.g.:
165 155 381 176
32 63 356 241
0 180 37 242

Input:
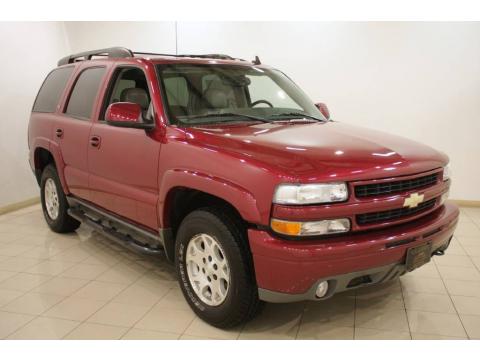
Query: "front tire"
40 164 80 233
175 208 261 328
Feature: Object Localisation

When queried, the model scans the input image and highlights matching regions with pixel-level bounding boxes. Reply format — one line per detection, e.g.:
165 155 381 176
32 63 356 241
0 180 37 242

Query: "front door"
87 66 161 230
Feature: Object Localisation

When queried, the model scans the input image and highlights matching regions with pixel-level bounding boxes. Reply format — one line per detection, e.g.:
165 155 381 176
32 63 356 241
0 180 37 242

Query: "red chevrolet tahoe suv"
28 47 459 328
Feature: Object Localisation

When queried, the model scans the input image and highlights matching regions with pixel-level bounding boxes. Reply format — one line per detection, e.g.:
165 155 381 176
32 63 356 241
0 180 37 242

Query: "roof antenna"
252 56 261 65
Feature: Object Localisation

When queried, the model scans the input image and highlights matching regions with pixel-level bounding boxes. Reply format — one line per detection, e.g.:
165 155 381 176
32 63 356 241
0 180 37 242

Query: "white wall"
63 21 176 54
1 22 478 207
64 21 480 201
0 22 69 207
176 22 480 201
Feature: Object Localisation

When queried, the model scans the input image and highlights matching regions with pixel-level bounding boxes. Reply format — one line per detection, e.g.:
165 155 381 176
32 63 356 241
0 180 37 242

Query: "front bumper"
248 202 459 302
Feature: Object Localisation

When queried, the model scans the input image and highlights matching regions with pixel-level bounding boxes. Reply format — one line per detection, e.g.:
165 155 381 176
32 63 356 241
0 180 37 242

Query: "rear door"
87 64 161 230
53 65 108 200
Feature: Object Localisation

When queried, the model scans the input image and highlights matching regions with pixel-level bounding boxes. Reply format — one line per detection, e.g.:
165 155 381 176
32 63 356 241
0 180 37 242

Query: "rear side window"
33 67 74 113
66 67 106 119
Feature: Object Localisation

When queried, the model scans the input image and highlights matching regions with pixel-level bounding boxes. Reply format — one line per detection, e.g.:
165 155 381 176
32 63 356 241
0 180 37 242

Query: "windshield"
157 64 326 126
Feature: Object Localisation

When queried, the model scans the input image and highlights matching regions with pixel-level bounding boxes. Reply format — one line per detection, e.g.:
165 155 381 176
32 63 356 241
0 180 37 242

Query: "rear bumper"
248 202 459 302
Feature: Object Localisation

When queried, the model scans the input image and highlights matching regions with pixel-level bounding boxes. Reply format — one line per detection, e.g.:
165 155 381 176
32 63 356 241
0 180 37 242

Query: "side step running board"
67 207 164 256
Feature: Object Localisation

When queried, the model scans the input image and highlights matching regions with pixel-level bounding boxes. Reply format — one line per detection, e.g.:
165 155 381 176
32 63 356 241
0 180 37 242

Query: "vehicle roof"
56 47 269 68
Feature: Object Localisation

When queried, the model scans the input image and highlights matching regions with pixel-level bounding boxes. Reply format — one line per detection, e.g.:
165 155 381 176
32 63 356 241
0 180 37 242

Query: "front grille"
356 198 437 225
355 173 438 198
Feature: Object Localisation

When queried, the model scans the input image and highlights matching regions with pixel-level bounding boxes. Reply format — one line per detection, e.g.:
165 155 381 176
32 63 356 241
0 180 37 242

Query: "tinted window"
105 68 150 108
157 64 324 126
164 77 188 107
102 67 153 122
111 78 135 102
33 67 73 113
66 67 106 119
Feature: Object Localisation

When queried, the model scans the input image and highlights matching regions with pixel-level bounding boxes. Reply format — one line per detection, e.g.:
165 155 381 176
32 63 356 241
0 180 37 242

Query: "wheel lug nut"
213 274 217 280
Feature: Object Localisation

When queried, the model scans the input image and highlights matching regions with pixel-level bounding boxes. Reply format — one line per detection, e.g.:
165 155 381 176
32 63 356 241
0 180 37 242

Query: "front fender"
158 169 262 228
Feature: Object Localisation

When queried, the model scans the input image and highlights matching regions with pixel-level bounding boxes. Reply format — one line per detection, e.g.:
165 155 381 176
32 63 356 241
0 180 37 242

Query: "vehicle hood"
185 121 448 181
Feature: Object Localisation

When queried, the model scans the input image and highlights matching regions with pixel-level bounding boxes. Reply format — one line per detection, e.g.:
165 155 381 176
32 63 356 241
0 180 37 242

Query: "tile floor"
1 203 480 340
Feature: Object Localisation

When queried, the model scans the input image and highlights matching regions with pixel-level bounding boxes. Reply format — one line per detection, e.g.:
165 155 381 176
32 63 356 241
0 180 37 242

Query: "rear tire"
175 207 262 328
40 164 80 233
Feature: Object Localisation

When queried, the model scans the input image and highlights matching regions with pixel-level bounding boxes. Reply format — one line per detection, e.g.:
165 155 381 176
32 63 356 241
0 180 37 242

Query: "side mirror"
105 102 154 130
315 102 331 121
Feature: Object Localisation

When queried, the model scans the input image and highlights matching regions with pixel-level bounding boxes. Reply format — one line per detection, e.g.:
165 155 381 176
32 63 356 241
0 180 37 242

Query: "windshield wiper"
268 112 325 122
183 112 271 123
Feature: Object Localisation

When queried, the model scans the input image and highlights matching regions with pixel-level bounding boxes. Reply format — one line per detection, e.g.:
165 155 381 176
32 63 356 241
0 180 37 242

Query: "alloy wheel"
186 233 231 306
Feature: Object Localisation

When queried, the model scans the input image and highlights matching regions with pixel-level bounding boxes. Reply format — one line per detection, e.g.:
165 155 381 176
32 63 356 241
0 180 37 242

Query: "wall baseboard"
0 197 40 216
451 199 480 208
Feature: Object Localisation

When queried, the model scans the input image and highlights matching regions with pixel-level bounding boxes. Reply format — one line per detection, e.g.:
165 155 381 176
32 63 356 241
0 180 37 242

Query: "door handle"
55 128 63 138
90 135 101 148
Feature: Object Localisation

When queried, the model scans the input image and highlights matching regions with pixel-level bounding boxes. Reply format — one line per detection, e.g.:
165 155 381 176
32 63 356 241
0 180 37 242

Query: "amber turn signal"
270 219 302 236
271 218 350 236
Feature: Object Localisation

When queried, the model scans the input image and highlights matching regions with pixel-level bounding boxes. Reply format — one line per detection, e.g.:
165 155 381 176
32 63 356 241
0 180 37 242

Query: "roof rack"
58 48 250 66
133 52 246 61
57 47 133 66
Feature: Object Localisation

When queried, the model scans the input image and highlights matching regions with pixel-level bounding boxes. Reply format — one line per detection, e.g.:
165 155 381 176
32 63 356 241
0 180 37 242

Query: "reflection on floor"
0 203 480 339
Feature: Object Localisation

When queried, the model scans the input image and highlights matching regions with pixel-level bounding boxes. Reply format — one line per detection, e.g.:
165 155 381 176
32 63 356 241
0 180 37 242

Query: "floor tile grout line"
0 267 90 339
450 234 480 274
6 211 191 339
398 278 413 339
353 289 357 340
0 247 151 338
431 259 470 339
179 310 200 339
59 274 154 339
236 320 247 340
293 301 306 340
61 319 132 340
70 276 178 339
461 209 480 228
2 205 480 339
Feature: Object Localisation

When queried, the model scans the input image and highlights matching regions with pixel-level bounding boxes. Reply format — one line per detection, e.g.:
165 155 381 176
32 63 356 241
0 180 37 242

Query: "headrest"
120 88 149 110
204 88 228 109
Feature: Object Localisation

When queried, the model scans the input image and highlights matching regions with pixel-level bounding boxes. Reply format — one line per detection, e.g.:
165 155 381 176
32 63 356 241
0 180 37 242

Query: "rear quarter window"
66 67 106 119
33 67 74 113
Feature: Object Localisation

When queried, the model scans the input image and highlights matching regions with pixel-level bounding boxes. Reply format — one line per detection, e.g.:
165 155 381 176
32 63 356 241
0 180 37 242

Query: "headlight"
443 164 451 182
271 218 350 236
440 190 449 205
273 183 348 205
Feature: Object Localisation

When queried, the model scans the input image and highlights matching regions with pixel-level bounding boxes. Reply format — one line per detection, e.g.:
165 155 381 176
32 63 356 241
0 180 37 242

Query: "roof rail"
133 52 246 61
57 47 133 66
57 48 249 66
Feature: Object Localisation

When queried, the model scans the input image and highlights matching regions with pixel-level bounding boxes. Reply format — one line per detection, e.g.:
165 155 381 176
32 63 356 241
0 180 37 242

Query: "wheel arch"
33 142 69 194
159 169 262 262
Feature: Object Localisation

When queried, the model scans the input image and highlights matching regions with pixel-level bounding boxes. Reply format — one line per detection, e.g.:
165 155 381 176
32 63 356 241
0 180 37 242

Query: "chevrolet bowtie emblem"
403 193 424 209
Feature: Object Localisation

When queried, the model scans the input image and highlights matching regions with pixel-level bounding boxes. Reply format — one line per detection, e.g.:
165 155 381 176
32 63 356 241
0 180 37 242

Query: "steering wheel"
251 99 274 108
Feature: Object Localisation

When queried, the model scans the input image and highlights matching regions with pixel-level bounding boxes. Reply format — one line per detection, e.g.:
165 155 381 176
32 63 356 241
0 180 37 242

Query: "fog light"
315 281 329 298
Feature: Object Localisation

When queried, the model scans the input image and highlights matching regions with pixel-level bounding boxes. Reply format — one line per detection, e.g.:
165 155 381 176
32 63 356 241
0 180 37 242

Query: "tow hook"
432 235 453 257
432 249 445 256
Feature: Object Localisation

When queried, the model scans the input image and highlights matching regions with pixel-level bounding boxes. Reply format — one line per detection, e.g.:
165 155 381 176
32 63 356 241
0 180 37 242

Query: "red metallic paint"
28 55 459 296
105 102 142 123
250 203 458 294
315 102 330 120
